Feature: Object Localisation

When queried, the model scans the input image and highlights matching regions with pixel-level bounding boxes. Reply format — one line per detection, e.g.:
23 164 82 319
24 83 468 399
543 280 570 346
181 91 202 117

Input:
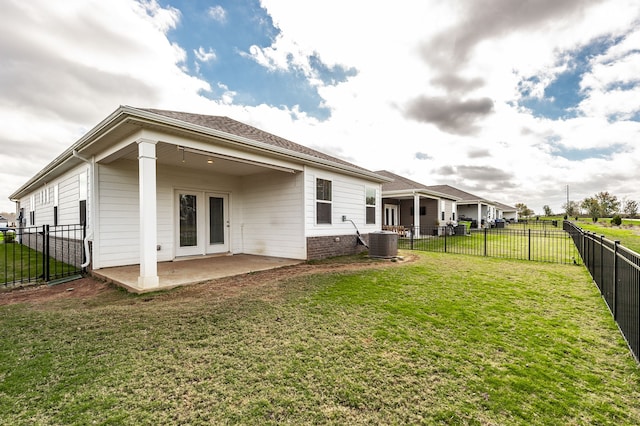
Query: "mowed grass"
1 252 639 425
400 229 579 264
570 220 640 254
1 242 73 285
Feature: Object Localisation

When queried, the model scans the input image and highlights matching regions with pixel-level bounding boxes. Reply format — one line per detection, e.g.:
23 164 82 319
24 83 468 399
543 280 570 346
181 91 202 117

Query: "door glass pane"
209 197 224 244
179 194 197 247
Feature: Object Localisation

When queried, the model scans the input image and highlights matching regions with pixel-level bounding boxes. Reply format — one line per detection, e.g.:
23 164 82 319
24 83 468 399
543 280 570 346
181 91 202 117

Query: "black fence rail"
507 219 561 229
399 225 580 264
564 221 640 362
1 224 86 288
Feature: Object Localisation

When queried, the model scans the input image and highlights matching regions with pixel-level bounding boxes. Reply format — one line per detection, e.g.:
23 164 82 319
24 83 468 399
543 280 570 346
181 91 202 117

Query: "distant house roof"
493 201 516 212
375 170 460 200
424 184 493 205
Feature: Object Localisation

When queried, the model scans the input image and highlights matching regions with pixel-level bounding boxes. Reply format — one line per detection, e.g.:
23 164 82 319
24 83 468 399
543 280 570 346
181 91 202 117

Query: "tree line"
514 192 638 221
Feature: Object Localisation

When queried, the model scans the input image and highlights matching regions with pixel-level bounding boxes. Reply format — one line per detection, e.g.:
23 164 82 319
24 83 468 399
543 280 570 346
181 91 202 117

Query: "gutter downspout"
72 150 93 269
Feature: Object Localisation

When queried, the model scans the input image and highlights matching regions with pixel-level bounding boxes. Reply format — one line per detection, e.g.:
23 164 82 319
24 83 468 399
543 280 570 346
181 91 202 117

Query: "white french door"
205 192 229 254
384 204 399 226
176 191 229 257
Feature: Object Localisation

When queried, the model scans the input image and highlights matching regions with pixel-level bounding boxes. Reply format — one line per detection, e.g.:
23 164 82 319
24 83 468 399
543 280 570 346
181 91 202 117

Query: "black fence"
564 221 640 362
1 224 86 288
399 224 580 264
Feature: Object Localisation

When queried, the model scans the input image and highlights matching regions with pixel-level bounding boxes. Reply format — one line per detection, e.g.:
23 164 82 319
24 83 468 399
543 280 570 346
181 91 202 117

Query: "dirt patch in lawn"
0 277 114 306
0 254 416 306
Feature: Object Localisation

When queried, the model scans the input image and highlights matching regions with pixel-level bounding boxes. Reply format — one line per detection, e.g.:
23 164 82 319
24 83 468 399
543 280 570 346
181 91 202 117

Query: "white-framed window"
53 184 59 226
41 187 49 205
29 195 35 225
365 187 376 225
316 178 332 224
441 200 445 221
79 172 88 225
79 171 87 201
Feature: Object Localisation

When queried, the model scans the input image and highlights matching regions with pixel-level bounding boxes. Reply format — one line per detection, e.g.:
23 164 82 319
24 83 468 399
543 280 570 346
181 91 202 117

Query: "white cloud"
194 46 217 63
207 5 226 23
1 0 640 217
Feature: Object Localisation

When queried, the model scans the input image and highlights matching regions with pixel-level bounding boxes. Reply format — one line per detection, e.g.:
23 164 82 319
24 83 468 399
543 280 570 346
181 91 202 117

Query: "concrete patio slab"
92 254 303 293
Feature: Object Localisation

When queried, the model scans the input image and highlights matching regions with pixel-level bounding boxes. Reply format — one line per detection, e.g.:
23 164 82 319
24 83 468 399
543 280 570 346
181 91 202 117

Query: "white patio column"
413 193 420 237
137 139 159 289
477 203 482 229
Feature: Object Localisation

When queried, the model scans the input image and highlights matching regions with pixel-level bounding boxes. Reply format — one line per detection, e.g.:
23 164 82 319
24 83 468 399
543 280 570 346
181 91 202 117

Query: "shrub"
611 215 622 226
3 231 15 243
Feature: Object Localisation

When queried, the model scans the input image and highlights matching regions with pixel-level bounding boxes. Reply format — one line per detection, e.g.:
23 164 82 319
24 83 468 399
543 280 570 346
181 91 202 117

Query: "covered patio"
92 254 303 293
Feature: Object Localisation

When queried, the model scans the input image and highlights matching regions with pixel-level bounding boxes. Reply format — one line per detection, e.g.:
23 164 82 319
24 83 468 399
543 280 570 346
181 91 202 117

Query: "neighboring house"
10 106 389 291
376 170 460 236
494 201 518 222
0 215 8 228
425 185 497 228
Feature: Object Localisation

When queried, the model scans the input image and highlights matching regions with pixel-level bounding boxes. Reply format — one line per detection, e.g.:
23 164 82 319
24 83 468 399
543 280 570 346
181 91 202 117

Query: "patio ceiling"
99 141 298 176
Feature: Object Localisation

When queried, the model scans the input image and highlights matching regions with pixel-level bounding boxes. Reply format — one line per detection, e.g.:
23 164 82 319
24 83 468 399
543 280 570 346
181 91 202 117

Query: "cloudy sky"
2 0 639 214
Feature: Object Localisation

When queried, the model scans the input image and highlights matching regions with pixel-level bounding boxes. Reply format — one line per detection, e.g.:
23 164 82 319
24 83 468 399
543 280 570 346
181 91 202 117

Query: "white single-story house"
494 201 518 222
376 170 461 236
426 185 497 228
10 106 389 291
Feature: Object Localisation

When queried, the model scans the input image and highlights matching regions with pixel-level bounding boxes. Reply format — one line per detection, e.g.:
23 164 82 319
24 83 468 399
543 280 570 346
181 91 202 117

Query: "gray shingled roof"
141 108 369 172
424 184 491 203
376 169 497 203
375 170 432 191
493 201 516 211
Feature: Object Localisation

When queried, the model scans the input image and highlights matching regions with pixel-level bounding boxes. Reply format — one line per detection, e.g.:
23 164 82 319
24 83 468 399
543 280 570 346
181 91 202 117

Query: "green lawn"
1 252 639 424
1 242 75 286
569 220 640 254
400 228 579 264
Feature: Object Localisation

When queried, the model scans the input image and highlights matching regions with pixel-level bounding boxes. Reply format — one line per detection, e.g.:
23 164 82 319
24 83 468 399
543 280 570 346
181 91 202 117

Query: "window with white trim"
316 178 332 224
53 184 59 226
79 172 87 226
29 195 35 225
365 187 376 224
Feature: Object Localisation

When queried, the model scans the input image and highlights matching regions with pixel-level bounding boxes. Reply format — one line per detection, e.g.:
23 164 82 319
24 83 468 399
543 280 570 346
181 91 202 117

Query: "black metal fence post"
410 225 414 250
444 227 447 253
599 234 604 292
528 229 531 261
613 240 619 320
43 225 50 282
484 227 487 256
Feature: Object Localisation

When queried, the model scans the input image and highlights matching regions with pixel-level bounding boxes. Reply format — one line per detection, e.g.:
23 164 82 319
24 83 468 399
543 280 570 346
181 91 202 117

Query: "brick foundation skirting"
306 234 369 260
19 230 85 268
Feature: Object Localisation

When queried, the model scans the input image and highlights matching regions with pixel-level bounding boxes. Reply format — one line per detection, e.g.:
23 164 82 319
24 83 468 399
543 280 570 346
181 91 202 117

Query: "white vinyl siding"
95 161 139 268
241 171 305 259
17 164 90 227
304 166 381 237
